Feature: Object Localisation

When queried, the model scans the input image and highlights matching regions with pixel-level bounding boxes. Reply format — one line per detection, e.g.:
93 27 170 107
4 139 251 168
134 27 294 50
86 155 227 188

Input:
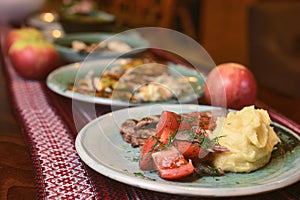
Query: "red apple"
204 63 257 110
8 37 60 79
5 27 45 52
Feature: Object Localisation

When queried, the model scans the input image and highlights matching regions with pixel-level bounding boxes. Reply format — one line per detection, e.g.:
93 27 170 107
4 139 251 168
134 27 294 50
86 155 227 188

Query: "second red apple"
204 63 257 110
5 27 44 53
8 38 60 79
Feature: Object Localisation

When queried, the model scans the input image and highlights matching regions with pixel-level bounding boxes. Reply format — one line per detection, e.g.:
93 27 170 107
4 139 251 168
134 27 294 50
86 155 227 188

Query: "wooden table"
1 30 300 200
0 56 36 199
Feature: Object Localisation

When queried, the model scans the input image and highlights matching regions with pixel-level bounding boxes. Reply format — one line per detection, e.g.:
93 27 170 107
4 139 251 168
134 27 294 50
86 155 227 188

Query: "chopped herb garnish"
133 172 156 181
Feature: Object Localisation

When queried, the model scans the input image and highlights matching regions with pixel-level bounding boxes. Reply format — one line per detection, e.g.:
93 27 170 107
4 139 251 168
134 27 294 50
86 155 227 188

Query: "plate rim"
75 104 300 197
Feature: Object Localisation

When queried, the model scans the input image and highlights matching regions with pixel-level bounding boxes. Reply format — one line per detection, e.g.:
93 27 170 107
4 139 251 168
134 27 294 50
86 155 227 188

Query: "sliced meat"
119 111 225 147
120 116 160 147
120 119 138 143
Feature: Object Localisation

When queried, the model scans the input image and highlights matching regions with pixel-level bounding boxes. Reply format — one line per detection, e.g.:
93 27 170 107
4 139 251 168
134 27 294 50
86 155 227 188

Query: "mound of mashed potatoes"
210 106 280 173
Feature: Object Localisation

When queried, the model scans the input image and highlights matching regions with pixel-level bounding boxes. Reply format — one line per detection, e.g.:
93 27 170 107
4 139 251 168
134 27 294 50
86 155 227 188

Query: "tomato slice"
174 140 201 159
139 136 160 171
140 111 180 171
178 112 214 132
139 110 217 179
158 161 194 180
152 146 194 180
158 128 178 145
156 111 181 138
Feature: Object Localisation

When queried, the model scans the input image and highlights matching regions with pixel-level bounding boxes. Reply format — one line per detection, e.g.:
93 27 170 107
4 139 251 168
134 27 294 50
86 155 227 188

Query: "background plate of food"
74 104 300 197
46 58 204 106
53 32 149 62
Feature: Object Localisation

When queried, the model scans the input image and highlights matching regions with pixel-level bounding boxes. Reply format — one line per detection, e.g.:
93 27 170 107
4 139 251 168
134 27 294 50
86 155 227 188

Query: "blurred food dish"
59 0 116 33
46 58 204 106
53 32 149 62
59 10 116 33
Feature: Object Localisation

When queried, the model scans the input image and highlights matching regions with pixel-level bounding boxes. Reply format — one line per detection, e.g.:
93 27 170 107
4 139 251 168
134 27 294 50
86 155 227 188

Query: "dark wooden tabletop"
1 33 300 200
0 57 36 199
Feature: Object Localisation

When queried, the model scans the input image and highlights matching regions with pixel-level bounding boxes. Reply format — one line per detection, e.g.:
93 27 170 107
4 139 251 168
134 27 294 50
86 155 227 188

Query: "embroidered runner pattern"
5 57 97 199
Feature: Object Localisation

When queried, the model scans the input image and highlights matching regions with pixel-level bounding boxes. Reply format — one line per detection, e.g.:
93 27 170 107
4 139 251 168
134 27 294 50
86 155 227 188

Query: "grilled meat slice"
120 116 160 147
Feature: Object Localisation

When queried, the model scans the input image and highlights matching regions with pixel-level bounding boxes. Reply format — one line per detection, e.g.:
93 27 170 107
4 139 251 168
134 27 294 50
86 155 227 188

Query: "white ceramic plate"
46 60 205 106
75 104 300 197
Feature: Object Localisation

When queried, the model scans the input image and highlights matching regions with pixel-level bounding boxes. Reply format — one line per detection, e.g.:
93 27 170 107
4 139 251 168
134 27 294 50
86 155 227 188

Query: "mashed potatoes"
210 106 280 173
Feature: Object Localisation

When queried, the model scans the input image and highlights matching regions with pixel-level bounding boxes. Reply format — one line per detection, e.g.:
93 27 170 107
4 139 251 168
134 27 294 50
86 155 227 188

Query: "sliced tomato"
158 161 194 180
139 136 160 171
177 112 200 133
156 111 181 138
140 111 181 171
152 146 194 180
178 112 213 132
174 140 201 159
158 128 178 145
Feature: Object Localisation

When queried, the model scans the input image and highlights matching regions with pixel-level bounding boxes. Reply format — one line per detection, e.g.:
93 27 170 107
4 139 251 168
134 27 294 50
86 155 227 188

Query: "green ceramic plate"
53 32 149 62
46 59 205 106
75 104 300 197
